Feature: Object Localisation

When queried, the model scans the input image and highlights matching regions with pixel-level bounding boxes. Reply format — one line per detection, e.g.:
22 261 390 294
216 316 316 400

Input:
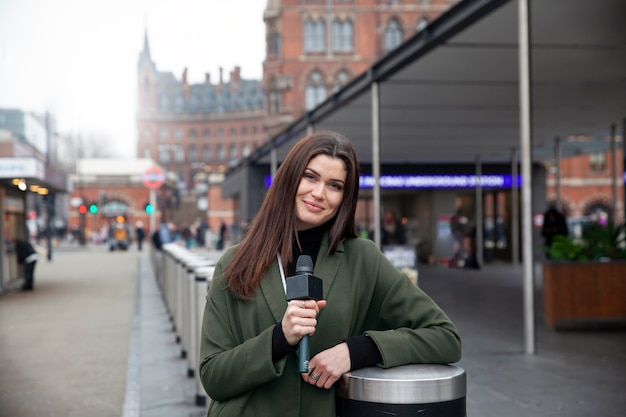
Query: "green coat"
199 236 461 417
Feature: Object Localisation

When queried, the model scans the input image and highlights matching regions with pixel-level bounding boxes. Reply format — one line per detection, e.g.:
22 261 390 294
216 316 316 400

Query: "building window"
217 145 226 161
417 17 429 32
189 129 197 139
159 129 169 141
268 31 281 56
230 144 238 159
143 148 151 158
333 18 353 52
174 96 184 113
305 71 327 110
189 145 198 162
143 128 151 138
158 145 170 163
174 128 183 140
589 152 606 172
304 17 325 53
333 70 350 93
269 77 282 115
217 128 224 139
160 95 169 112
384 18 403 53
203 145 211 162
242 143 251 157
174 146 185 162
229 127 237 137
203 128 210 138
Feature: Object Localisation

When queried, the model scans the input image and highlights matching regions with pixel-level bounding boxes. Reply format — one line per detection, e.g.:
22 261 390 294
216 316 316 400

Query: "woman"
199 131 461 416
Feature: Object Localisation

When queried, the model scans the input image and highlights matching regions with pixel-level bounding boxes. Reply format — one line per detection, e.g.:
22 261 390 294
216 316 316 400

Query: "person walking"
14 237 38 291
135 221 146 251
198 130 461 417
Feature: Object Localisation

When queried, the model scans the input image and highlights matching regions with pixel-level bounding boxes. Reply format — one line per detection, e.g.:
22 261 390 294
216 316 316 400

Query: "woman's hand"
302 342 351 389
281 300 327 346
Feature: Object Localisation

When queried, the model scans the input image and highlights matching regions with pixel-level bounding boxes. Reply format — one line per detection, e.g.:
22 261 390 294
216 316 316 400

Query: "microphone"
285 255 323 373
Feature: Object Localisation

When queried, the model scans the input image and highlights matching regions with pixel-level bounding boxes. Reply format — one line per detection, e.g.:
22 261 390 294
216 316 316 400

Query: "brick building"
135 1 454 235
135 31 266 233
263 0 454 135
546 147 625 232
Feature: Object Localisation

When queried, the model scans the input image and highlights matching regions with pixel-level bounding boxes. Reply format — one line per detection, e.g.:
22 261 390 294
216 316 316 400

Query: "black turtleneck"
271 224 383 370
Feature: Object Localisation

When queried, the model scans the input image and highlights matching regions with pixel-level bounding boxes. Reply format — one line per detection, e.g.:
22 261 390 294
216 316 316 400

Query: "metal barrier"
154 243 216 408
192 265 214 407
336 364 466 417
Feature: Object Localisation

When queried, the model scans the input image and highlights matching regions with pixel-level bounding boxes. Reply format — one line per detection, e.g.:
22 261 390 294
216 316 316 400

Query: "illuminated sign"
265 174 521 189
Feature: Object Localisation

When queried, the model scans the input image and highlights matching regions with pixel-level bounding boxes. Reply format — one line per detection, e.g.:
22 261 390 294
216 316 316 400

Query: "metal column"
475 156 483 267
511 148 520 266
371 82 382 248
610 123 618 222
519 0 536 354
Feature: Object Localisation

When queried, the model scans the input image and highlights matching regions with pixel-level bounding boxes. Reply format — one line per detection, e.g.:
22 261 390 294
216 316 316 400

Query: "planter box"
542 261 626 329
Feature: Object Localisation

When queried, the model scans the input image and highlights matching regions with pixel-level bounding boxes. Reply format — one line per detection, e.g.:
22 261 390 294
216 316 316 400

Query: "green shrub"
546 221 626 261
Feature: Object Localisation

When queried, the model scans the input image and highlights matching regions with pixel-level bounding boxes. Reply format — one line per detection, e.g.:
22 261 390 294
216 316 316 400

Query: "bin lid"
195 266 215 280
336 364 465 404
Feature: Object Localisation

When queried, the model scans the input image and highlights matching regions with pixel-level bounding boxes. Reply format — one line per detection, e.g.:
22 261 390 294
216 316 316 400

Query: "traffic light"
144 202 154 214
89 203 98 214
78 204 87 215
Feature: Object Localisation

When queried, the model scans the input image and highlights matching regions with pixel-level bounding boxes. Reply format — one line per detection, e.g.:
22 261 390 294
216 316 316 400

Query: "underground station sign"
142 166 165 189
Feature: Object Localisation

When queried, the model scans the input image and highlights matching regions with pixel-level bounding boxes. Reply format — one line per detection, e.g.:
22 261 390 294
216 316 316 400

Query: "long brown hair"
224 130 360 299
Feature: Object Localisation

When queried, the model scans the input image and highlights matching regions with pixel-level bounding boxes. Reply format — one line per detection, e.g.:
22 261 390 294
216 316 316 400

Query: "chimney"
205 72 211 84
230 66 241 93
219 67 223 85
182 67 190 99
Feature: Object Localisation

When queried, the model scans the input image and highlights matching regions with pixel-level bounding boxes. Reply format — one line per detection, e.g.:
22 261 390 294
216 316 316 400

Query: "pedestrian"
14 237 38 291
381 210 406 245
198 130 461 417
135 221 146 251
541 206 568 258
216 220 226 250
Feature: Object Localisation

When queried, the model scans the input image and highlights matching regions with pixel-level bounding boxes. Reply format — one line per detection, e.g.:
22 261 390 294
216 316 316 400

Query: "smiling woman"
198 130 461 417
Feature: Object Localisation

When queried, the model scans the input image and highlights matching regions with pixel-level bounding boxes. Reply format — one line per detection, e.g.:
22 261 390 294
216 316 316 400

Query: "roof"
234 0 626 169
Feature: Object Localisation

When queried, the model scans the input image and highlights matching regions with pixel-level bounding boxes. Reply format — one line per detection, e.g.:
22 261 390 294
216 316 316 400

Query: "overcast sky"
0 0 266 157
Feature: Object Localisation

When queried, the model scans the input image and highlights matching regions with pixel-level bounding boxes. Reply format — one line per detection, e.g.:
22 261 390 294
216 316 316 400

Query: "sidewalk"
1 244 624 416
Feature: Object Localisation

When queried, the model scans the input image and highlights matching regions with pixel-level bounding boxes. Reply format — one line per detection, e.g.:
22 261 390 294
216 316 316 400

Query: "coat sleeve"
350 240 462 367
198 250 287 402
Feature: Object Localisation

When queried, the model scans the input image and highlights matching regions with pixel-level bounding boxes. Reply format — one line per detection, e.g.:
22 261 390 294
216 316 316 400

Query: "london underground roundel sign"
142 166 165 189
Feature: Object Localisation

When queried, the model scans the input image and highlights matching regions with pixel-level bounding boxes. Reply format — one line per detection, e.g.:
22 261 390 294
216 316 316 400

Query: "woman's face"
295 154 347 231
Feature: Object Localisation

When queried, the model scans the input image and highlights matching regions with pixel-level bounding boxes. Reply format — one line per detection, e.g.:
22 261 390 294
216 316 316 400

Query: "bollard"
192 265 214 407
183 258 215 377
336 364 466 417
175 252 203 357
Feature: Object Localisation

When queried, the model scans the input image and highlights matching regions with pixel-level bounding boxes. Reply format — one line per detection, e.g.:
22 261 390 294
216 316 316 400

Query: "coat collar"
259 234 345 323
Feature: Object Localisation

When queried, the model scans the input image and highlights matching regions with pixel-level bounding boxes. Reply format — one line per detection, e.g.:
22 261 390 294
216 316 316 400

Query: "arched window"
384 18 403 53
333 18 353 52
305 71 327 110
333 70 350 93
304 17 325 52
269 77 282 115
268 32 281 56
